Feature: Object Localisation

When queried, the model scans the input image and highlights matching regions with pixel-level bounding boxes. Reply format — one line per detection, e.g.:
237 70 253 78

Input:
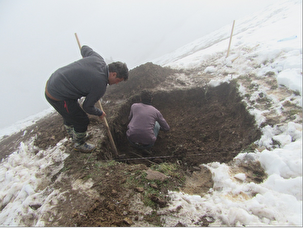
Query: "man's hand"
99 112 106 119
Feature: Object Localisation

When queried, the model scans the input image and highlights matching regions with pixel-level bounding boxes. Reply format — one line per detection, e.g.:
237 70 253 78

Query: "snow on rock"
204 66 216 73
277 68 302 95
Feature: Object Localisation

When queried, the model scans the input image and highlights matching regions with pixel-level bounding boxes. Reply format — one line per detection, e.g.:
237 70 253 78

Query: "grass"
61 165 71 172
144 211 163 227
83 174 93 181
265 71 275 77
94 160 119 168
122 162 185 209
124 169 162 208
151 162 179 177
293 90 300 96
242 143 258 153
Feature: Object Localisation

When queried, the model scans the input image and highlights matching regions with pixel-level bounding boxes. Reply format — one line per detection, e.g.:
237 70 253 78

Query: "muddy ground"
0 63 267 226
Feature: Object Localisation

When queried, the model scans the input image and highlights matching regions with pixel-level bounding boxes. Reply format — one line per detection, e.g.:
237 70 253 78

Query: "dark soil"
103 62 176 101
0 63 266 227
108 81 261 170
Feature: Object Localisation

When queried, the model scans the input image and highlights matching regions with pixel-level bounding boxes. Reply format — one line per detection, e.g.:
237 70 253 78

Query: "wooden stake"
226 20 235 58
74 33 119 157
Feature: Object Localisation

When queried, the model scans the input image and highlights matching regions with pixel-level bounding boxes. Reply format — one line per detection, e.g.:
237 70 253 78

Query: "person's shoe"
73 142 96 153
66 126 92 141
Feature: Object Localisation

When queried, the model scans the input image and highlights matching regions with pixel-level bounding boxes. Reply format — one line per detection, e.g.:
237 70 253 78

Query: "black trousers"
45 93 89 133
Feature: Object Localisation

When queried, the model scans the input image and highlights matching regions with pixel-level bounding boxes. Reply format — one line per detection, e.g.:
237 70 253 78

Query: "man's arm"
82 81 106 116
82 96 103 116
156 112 170 131
81 45 103 59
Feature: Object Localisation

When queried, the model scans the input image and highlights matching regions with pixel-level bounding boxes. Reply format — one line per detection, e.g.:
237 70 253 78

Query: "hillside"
1 60 300 226
0 0 301 226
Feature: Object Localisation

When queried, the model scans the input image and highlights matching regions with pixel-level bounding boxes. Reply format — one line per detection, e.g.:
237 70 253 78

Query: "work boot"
64 125 74 138
74 142 96 153
65 125 92 141
73 130 95 153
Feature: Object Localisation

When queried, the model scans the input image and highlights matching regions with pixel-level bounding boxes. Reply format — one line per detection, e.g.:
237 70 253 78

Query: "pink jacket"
126 103 170 145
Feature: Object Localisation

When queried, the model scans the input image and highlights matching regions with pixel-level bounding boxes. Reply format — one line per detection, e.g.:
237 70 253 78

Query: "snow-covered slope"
0 0 301 226
155 0 302 95
152 0 302 226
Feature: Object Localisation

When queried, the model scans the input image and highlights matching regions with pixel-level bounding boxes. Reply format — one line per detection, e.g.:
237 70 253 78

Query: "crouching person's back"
126 90 170 154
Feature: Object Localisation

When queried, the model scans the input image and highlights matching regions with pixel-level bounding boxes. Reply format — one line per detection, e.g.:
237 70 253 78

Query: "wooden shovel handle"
75 33 81 51
97 100 118 157
74 33 118 157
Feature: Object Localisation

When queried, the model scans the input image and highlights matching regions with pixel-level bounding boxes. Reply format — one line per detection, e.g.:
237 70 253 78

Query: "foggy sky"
0 0 276 129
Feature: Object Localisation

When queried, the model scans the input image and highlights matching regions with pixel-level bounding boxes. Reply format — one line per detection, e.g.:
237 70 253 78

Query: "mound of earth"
103 62 176 101
0 63 267 226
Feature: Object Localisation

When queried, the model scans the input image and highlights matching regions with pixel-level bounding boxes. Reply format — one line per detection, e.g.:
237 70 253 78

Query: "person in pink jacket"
126 90 170 153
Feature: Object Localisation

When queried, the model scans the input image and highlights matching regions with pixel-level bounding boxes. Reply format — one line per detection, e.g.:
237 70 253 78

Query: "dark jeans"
127 121 160 150
127 137 153 150
45 93 89 133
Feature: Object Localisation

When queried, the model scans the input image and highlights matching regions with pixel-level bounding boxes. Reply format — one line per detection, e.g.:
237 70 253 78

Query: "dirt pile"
0 63 267 226
103 62 176 101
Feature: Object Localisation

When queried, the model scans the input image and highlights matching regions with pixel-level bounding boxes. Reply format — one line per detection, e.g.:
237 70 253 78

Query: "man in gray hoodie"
127 90 170 153
45 45 128 153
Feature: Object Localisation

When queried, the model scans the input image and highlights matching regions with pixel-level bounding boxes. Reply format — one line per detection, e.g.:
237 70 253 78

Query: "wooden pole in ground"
74 33 119 158
226 20 235 58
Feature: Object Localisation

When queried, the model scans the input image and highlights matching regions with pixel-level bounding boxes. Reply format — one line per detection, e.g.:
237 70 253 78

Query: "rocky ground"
1 62 286 226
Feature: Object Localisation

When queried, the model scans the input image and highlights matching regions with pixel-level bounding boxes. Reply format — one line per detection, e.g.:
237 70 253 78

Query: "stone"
123 217 133 225
135 187 144 192
145 168 169 181
150 183 158 189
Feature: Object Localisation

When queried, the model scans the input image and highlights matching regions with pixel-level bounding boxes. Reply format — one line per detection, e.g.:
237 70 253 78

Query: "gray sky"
0 0 276 129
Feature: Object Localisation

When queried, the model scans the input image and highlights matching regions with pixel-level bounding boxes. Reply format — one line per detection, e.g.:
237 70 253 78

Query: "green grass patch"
151 162 178 176
123 162 185 209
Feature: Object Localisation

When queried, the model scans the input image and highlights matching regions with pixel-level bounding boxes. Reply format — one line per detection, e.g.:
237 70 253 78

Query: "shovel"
74 33 119 158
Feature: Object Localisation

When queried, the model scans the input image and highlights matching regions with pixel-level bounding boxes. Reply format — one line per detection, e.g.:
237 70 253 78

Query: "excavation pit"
108 82 261 168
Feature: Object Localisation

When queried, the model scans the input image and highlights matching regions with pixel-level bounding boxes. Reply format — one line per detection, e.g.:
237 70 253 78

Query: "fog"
0 0 276 129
